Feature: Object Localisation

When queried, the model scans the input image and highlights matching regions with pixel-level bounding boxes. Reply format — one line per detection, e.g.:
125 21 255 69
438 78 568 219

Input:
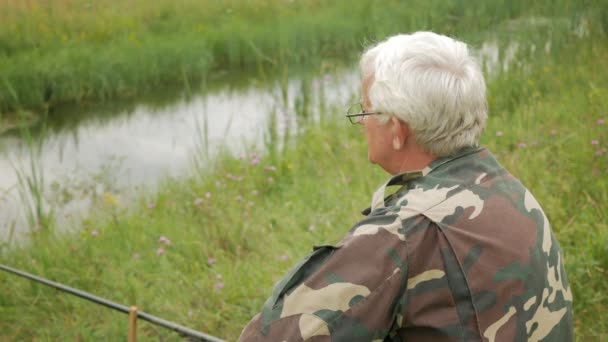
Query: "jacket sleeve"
238 213 409 341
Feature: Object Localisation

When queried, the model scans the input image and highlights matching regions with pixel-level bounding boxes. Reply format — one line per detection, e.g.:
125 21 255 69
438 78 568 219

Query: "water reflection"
0 68 360 241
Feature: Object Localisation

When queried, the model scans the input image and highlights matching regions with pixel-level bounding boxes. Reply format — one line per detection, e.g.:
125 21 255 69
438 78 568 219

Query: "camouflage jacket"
239 146 573 341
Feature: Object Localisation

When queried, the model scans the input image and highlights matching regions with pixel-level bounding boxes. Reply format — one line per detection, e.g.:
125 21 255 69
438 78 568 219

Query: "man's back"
239 147 573 341
389 147 573 341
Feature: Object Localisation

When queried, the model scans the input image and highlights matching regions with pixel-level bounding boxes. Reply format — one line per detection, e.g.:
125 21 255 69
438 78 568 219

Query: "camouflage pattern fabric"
239 146 573 341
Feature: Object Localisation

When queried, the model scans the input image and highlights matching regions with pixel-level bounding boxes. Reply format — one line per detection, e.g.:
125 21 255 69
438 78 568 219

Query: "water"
0 68 360 241
0 36 535 242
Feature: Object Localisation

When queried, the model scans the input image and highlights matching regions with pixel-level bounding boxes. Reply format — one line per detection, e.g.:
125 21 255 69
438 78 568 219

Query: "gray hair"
360 32 487 157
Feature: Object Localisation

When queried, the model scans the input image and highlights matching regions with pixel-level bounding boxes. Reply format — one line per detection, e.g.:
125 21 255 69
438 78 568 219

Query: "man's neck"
389 145 436 175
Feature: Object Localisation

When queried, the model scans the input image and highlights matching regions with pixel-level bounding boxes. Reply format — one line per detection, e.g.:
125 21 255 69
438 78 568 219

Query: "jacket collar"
363 146 483 215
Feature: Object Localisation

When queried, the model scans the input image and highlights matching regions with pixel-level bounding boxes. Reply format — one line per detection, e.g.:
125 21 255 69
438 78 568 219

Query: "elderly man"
239 32 573 341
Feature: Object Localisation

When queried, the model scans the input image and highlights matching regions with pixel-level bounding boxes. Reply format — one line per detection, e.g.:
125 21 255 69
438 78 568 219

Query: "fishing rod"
0 264 225 342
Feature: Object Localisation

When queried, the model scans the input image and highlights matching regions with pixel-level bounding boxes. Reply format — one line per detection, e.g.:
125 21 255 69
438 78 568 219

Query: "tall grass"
9 111 53 233
1 0 606 115
0 23 607 340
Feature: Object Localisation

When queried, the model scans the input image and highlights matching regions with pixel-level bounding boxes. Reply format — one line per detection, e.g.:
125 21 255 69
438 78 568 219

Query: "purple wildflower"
91 230 99 237
215 282 225 290
156 248 165 256
251 158 260 166
194 198 203 205
280 255 289 262
591 140 600 146
207 257 217 266
518 142 527 149
598 119 605 125
159 236 171 245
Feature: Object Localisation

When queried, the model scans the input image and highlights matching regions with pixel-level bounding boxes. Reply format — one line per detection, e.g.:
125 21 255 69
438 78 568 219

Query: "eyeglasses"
345 103 383 124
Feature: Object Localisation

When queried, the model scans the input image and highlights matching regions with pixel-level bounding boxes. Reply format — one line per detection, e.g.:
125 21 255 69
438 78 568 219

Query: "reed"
10 111 54 233
0 0 604 116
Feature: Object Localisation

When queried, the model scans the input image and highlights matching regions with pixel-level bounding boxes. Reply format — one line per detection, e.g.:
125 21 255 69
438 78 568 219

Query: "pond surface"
0 37 525 242
0 68 360 241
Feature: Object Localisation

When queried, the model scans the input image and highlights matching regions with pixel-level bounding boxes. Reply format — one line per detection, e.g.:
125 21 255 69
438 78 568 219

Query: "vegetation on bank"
1 23 607 340
0 0 606 116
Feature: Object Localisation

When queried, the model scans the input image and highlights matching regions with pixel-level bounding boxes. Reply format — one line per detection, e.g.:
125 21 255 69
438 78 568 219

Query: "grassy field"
1 19 607 340
1 0 605 116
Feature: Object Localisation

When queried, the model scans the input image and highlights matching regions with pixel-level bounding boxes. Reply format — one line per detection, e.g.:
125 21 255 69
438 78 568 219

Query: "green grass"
1 25 607 340
1 0 606 115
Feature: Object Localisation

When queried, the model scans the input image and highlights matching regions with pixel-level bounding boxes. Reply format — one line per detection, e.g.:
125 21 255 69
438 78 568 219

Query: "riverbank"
0 0 602 118
1 29 607 340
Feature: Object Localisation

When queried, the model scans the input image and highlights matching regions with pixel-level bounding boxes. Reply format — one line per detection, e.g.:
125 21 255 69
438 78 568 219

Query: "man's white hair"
360 31 487 157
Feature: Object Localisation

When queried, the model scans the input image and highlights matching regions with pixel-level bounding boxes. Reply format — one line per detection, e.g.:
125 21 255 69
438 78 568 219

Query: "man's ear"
391 117 409 150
